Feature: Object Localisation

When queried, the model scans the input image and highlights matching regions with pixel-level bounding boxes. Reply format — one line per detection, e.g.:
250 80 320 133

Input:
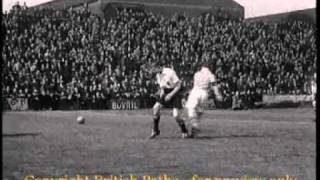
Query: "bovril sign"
110 99 140 110
7 98 28 111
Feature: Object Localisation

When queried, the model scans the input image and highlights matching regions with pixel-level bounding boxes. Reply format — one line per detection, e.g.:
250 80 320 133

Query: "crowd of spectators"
2 3 316 110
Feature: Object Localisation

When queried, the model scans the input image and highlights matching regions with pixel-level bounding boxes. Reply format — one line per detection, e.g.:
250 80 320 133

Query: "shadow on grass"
3 132 41 137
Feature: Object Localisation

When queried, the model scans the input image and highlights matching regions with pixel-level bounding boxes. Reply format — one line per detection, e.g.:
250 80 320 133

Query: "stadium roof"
30 0 244 18
32 0 98 9
4 0 315 18
32 0 243 9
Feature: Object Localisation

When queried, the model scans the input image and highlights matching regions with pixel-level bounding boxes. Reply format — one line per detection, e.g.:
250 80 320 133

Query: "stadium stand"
2 2 316 110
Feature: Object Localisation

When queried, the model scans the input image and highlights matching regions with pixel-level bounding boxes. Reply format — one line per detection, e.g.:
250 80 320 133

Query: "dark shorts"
156 88 185 109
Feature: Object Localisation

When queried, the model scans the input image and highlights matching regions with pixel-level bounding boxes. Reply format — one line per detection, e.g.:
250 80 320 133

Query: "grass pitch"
2 108 316 180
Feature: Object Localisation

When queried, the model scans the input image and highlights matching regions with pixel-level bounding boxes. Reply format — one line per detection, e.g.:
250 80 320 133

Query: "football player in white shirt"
150 64 188 139
185 64 222 138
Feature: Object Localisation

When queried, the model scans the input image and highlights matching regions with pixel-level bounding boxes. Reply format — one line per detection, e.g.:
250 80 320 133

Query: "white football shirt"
193 67 216 90
157 68 180 89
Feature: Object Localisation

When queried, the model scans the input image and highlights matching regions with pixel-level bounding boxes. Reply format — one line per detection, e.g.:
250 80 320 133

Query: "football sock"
176 118 188 133
153 115 160 132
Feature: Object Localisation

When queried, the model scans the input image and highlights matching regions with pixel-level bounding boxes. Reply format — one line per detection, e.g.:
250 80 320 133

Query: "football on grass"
77 116 85 124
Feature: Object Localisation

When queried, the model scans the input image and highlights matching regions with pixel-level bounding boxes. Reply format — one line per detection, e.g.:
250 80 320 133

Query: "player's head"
153 66 162 74
154 60 169 72
148 62 163 77
202 60 210 68
198 60 210 71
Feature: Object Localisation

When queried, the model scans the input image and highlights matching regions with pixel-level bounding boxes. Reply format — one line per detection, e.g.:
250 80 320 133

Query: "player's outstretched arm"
210 83 222 101
165 81 181 101
159 88 165 99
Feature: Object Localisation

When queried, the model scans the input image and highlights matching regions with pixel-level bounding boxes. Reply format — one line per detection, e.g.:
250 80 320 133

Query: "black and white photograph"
2 0 317 179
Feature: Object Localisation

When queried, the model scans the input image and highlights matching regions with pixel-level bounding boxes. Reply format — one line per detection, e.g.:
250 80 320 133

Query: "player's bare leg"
150 102 162 139
173 108 188 138
187 106 202 138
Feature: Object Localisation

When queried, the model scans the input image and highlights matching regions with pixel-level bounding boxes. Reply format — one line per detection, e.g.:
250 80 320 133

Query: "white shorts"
185 88 208 118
